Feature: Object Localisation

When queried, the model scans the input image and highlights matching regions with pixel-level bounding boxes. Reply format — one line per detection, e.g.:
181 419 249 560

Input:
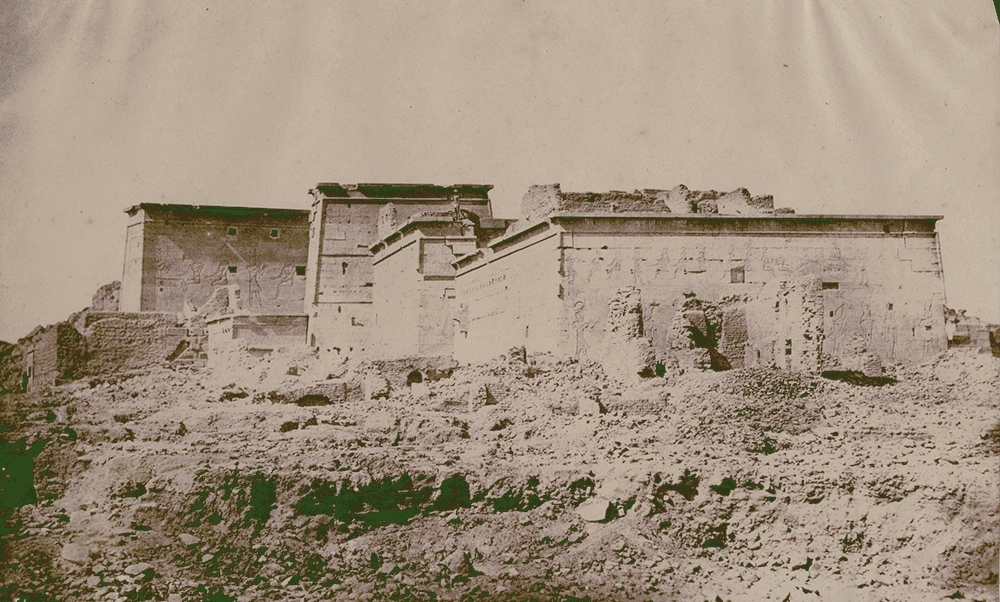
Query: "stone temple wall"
455 214 947 375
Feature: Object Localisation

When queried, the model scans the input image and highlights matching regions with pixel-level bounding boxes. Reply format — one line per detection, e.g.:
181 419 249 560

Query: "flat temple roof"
125 203 309 219
312 183 493 200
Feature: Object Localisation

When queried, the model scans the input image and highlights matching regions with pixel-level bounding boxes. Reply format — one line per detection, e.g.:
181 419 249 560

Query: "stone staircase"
167 325 209 369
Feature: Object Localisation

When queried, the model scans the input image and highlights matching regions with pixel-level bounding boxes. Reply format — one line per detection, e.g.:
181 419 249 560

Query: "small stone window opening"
821 282 839 290
887 303 893 311
228 265 237 274
407 370 423 385
270 229 280 239
525 325 530 339
829 311 834 317
785 339 792 356
342 262 348 275
227 227 237 236
295 266 306 276
730 266 745 283
310 334 316 346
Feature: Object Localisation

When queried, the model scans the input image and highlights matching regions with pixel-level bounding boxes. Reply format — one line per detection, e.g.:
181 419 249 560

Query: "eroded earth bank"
1 348 997 601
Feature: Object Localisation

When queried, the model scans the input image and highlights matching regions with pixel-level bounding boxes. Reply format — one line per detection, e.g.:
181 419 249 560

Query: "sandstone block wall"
454 214 947 374
454 224 568 364
206 315 308 352
370 220 478 360
82 312 188 376
120 205 309 315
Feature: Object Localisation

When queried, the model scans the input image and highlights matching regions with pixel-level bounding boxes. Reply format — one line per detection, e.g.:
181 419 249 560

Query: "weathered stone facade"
369 211 509 360
304 183 496 355
453 189 948 375
120 204 309 315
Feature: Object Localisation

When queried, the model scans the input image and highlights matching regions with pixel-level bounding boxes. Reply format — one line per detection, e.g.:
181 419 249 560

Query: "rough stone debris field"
0 344 997 601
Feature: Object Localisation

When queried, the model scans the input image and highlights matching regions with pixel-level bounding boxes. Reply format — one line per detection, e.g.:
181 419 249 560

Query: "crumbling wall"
0 341 23 393
25 327 58 391
0 282 209 392
91 281 120 312
82 312 187 376
600 287 656 382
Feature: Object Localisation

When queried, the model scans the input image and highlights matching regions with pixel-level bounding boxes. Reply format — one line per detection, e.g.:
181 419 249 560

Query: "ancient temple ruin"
2 181 959 393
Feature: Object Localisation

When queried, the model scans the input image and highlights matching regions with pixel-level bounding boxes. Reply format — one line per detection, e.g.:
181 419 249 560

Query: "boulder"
578 397 605 416
124 562 153 576
577 498 613 522
178 533 201 547
60 542 90 565
364 371 391 400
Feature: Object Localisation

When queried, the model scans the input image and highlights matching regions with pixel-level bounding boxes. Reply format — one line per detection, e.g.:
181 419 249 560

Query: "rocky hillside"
0 347 997 601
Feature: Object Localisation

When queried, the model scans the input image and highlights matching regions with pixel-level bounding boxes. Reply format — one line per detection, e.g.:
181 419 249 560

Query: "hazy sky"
1 1 997 341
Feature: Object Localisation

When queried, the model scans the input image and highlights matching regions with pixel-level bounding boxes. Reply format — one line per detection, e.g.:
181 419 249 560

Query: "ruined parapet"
519 184 565 227
600 287 656 382
661 184 784 215
91 281 120 312
516 184 790 231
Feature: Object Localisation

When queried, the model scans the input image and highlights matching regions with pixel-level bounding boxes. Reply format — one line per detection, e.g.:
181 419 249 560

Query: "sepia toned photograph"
1 2 998 601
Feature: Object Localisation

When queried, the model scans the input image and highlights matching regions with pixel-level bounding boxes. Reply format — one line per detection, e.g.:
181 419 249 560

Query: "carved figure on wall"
652 246 672 282
272 264 295 305
179 258 209 308
246 263 266 310
572 299 589 358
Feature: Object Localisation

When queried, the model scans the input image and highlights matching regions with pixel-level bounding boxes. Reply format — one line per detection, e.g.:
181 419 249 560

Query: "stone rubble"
0 345 996 601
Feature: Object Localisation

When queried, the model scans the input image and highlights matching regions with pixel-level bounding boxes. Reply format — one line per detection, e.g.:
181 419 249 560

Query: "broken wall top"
519 184 788 226
311 183 494 202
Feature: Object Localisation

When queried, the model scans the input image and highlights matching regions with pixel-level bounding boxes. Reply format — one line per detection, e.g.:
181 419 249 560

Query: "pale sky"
1 1 997 341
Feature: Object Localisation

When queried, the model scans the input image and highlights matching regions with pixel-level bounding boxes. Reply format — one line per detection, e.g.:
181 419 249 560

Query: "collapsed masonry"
0 283 207 394
0 181 962 393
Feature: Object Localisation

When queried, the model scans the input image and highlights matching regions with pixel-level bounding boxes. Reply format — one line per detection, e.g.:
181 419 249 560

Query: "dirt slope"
0 348 997 601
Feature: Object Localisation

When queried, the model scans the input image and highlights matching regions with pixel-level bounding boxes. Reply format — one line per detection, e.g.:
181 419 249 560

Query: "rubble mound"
0 347 997 601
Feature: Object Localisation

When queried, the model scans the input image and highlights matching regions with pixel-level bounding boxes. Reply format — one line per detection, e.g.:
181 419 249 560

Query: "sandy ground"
1 347 997 601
